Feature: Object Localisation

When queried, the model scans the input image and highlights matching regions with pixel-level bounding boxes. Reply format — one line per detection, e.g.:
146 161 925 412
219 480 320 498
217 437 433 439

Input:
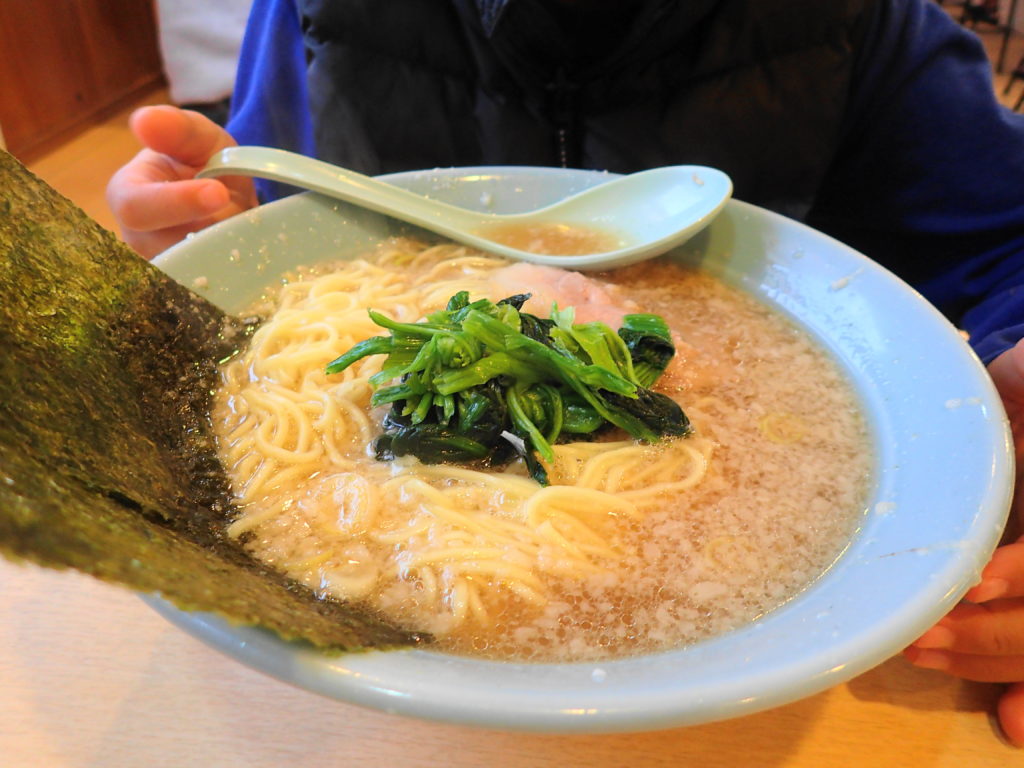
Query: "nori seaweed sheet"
0 150 424 651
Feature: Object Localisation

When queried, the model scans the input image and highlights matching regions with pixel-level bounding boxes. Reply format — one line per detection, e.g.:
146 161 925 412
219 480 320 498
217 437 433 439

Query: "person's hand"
904 339 1024 746
904 541 1024 744
106 105 257 259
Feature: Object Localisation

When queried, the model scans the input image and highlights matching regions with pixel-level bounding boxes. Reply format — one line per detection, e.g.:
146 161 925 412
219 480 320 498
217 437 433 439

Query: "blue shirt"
227 0 1024 364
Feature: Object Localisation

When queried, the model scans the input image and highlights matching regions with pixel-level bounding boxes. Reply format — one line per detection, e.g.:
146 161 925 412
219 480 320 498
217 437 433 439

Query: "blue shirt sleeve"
809 0 1024 365
226 0 314 202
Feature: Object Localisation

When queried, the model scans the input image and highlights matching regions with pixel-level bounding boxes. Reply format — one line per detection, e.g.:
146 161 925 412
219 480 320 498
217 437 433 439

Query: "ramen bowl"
152 167 1012 733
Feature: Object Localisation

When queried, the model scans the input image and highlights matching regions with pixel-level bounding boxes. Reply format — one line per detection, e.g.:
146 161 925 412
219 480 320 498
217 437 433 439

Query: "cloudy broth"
214 246 870 664
436 262 870 661
476 221 621 255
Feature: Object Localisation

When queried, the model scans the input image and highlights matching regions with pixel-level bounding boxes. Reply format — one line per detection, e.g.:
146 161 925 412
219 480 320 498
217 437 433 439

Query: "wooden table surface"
1 559 1018 768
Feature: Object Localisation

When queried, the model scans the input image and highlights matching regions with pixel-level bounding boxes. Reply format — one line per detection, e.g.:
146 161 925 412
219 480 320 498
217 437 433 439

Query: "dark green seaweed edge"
0 149 425 652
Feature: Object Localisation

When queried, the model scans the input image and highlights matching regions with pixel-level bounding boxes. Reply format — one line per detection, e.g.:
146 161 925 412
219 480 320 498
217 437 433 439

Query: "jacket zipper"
547 67 580 168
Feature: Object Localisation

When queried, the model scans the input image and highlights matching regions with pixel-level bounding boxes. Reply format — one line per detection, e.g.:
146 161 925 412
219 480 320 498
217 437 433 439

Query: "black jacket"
298 0 874 219
228 0 1024 361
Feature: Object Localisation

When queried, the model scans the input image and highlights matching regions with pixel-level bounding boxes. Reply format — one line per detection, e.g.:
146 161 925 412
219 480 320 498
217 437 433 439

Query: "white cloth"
155 0 254 104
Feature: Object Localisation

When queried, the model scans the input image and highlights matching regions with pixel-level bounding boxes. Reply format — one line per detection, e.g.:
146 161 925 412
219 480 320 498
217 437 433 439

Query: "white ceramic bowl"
152 167 1013 733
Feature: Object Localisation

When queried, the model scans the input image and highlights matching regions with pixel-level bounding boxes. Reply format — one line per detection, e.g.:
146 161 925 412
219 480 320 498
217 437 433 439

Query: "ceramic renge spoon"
199 146 732 270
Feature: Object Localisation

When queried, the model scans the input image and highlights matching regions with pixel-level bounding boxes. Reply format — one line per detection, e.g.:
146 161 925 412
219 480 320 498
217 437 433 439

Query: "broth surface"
212 240 869 662
476 221 621 255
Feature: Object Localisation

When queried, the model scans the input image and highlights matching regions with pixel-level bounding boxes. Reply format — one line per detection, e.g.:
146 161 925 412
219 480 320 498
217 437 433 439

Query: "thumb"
964 540 1024 603
987 340 1024 411
999 681 1024 747
988 341 1024 539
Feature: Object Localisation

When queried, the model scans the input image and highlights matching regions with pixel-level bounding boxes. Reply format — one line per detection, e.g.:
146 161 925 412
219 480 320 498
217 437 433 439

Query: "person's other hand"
106 105 257 259
904 339 1024 746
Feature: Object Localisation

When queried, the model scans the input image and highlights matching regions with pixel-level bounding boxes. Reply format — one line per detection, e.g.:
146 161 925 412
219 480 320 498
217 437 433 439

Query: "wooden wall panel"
0 0 164 161
78 0 164 99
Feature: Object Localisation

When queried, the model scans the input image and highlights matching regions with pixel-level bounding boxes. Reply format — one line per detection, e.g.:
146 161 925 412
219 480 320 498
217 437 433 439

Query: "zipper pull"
546 67 580 168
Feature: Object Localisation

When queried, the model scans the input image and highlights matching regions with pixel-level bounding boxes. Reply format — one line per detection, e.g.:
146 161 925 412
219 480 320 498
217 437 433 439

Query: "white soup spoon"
198 146 732 270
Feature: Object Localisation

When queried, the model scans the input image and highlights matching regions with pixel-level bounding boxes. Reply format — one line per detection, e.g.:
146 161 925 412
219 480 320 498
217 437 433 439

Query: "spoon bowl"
198 146 732 269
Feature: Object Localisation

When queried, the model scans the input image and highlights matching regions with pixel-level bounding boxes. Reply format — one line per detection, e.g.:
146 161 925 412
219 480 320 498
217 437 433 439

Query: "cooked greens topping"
325 291 691 484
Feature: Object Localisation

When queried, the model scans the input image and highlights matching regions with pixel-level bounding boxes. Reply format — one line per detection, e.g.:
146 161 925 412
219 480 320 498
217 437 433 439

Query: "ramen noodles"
212 238 869 662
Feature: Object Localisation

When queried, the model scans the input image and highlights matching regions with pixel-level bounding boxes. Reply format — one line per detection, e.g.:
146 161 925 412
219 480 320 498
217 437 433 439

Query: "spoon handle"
198 146 485 232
